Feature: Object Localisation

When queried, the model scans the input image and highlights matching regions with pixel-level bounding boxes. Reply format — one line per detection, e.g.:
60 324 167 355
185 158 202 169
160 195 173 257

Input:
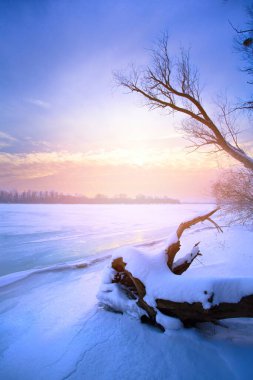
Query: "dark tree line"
0 190 88 204
0 190 180 204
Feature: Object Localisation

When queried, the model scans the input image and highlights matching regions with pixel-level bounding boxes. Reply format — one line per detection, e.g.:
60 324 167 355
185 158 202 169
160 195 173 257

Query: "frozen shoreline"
1 251 253 380
0 203 215 276
1 205 253 379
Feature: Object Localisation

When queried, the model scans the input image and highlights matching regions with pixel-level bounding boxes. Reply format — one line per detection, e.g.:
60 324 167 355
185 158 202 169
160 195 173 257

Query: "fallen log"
156 295 253 326
97 208 253 329
110 256 253 328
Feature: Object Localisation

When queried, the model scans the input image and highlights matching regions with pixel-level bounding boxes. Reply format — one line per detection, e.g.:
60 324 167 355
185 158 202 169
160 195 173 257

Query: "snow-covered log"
97 209 253 330
156 295 253 325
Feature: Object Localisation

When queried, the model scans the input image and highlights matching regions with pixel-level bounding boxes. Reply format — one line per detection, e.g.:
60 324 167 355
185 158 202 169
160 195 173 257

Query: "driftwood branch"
176 208 220 239
166 208 221 272
105 209 253 329
172 242 201 275
111 256 253 328
112 257 163 330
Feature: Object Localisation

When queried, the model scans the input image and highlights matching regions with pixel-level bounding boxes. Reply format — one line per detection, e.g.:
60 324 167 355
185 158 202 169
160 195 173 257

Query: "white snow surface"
98 245 253 313
1 204 253 379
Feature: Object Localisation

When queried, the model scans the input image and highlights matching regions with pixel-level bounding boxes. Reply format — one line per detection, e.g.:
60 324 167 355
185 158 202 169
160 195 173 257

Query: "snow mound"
97 240 253 330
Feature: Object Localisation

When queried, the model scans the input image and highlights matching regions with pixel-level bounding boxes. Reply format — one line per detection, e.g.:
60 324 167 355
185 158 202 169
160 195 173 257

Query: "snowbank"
1 257 253 380
98 233 253 329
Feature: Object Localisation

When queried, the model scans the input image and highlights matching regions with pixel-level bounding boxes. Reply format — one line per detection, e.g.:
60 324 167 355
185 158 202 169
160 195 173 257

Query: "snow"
0 255 110 288
173 243 200 267
1 263 253 380
98 248 253 313
0 204 253 379
98 223 253 314
156 310 183 330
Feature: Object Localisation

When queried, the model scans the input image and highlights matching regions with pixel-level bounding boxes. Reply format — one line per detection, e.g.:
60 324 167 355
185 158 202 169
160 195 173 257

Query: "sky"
0 0 252 201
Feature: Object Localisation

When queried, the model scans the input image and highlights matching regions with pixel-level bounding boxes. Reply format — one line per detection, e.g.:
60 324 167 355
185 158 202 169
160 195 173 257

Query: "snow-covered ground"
0 204 253 379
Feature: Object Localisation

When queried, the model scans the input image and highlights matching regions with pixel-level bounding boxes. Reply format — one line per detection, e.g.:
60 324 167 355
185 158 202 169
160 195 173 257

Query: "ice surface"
0 204 253 379
0 203 214 276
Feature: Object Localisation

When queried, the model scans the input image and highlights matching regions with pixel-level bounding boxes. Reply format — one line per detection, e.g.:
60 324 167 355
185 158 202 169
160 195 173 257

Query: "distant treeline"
0 190 180 204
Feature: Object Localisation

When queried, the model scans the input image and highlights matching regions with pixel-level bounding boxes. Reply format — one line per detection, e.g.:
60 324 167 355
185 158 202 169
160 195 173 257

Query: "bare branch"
166 208 221 271
228 19 253 34
115 34 253 170
176 208 220 239
213 168 253 225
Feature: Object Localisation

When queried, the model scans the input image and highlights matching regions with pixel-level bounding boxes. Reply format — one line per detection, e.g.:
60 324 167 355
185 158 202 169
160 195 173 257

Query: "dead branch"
166 208 220 271
172 242 201 275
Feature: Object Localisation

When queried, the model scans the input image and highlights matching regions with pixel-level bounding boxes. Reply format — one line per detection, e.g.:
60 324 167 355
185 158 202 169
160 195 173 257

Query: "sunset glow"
0 0 251 201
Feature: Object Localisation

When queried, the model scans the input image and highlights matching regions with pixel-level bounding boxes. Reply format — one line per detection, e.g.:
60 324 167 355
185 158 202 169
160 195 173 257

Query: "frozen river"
0 203 213 277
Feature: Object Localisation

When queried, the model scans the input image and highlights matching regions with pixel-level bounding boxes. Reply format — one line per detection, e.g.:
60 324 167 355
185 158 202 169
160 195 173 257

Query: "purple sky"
0 0 252 200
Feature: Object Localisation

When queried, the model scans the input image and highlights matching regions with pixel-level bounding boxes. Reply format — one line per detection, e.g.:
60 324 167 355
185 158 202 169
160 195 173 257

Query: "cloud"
0 149 219 200
0 141 222 200
0 146 217 171
0 146 220 193
0 131 17 149
25 98 51 109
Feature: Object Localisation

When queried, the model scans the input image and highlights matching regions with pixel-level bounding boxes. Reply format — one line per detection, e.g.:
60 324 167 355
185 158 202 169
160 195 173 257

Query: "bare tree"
230 4 253 108
210 5 253 223
213 168 253 224
115 35 253 170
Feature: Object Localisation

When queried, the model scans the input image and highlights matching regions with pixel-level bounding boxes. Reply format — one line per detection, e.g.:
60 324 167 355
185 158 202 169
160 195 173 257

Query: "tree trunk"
156 295 253 326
